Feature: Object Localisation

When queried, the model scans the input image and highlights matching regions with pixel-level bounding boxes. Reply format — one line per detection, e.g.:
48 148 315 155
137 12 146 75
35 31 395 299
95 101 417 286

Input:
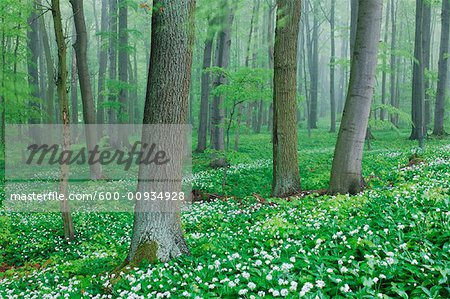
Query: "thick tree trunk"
329 0 336 132
97 0 108 137
125 0 195 266
272 0 302 197
196 19 215 152
409 0 425 147
51 0 75 241
210 0 234 167
70 0 103 178
329 0 383 195
433 0 450 135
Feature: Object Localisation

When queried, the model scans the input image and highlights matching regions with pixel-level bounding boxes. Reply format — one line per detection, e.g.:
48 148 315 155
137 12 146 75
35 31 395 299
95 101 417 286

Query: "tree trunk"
39 13 55 125
409 0 425 148
309 1 318 129
210 0 234 167
380 0 390 121
433 0 450 135
329 0 383 195
97 0 108 137
27 5 40 126
71 46 78 141
51 0 75 241
118 0 129 147
70 0 103 178
124 0 195 266
108 0 118 146
196 19 215 152
389 0 398 126
350 0 358 56
267 2 275 132
337 36 347 114
422 2 431 129
329 0 336 132
272 0 302 197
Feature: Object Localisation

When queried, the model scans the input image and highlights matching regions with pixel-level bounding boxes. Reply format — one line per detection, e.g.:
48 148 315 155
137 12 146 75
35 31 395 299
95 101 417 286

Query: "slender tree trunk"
380 0 390 121
329 0 383 195
267 2 275 132
124 0 195 266
389 0 398 125
272 0 302 197
108 0 118 146
329 0 336 132
27 5 40 126
39 13 55 125
51 0 75 241
118 0 129 147
210 0 234 167
309 1 318 129
70 0 103 178
422 2 431 129
71 46 78 141
196 19 215 152
337 35 347 114
433 0 450 135
97 0 108 137
409 0 425 148
350 0 358 55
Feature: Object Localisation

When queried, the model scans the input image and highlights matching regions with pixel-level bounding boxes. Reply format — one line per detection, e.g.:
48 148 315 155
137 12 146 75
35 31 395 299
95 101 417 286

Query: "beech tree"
433 0 450 136
272 0 302 197
196 16 217 152
124 0 195 266
210 0 234 167
409 0 425 147
329 0 383 195
70 0 103 178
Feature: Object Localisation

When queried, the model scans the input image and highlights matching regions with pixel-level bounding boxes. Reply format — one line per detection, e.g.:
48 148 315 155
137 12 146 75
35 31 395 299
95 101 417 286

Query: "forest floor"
0 128 449 298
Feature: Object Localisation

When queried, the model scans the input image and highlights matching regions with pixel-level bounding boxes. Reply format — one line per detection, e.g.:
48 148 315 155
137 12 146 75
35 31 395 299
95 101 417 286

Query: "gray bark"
70 0 103 178
210 0 234 167
329 0 383 194
329 0 336 132
433 0 450 135
380 0 390 121
97 0 108 137
389 0 398 125
409 0 425 147
108 0 118 146
196 18 216 152
118 0 129 147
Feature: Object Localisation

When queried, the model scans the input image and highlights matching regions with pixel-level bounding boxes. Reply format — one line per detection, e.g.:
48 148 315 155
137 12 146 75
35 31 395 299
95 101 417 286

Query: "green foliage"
210 66 272 107
0 0 38 123
1 132 449 298
371 104 413 131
